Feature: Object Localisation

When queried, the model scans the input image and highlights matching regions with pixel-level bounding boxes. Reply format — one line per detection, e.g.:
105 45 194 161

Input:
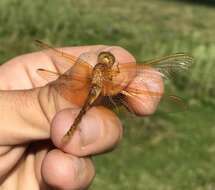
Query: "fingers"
0 45 107 90
51 106 123 156
0 45 134 146
42 149 95 190
0 145 26 180
125 67 164 116
0 43 162 149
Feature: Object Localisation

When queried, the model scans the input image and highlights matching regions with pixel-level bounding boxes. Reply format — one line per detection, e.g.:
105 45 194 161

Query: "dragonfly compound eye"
98 51 115 67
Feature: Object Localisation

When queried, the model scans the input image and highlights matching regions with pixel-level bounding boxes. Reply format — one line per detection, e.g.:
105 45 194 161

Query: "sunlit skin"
60 51 121 145
35 41 192 148
0 39 192 189
0 45 164 190
35 41 160 147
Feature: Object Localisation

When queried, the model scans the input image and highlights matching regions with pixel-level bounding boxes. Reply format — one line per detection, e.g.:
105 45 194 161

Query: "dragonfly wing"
35 40 77 64
121 88 187 115
37 67 90 86
114 53 193 114
108 53 193 89
35 40 94 91
61 58 93 91
35 40 77 74
137 53 193 79
37 68 61 82
35 40 94 74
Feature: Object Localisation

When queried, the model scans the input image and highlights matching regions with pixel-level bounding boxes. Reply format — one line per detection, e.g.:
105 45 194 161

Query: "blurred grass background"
0 0 215 189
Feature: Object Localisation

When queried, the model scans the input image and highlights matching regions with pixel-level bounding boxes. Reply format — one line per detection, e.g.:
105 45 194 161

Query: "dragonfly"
35 40 193 146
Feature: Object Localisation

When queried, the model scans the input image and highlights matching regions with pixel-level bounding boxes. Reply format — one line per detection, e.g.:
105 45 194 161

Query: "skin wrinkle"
33 142 53 189
1 160 19 190
38 87 53 126
17 152 33 190
0 91 30 144
17 89 49 134
24 65 35 88
49 54 61 74
38 85 68 125
0 145 26 184
39 85 67 126
17 150 39 190
0 45 156 190
14 90 39 126
0 146 13 156
0 89 50 145
52 87 59 118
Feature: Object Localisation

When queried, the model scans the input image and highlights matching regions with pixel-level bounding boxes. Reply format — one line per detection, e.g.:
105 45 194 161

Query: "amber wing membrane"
35 40 93 91
110 53 193 94
111 53 193 113
35 40 78 65
35 40 193 112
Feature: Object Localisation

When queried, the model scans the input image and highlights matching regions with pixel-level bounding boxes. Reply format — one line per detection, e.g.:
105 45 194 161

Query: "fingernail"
80 114 101 147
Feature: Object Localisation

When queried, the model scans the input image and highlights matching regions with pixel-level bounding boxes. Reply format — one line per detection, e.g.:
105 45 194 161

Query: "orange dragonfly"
35 40 193 146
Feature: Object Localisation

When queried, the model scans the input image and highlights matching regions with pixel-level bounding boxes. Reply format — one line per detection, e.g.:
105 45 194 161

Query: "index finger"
123 66 164 116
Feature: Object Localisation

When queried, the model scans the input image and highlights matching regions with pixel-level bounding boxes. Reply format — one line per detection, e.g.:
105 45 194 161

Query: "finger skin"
51 106 123 156
42 149 95 190
0 44 162 145
0 44 164 190
0 45 108 90
0 45 135 190
125 67 164 115
0 45 136 145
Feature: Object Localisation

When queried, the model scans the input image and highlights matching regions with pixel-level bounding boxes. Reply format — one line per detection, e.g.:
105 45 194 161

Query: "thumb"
0 85 74 145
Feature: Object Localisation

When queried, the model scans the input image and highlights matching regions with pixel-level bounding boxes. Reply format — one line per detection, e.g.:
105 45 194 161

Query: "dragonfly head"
98 51 115 67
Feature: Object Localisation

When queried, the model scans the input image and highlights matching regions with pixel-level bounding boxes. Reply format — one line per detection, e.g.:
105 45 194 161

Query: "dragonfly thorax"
92 63 110 87
91 62 122 96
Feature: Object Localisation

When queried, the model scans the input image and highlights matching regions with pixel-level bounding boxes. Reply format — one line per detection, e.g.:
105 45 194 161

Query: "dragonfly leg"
115 62 120 73
61 125 78 146
109 64 120 79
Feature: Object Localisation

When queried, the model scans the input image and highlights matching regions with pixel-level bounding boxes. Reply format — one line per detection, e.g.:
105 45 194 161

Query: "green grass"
0 0 215 189
92 104 215 189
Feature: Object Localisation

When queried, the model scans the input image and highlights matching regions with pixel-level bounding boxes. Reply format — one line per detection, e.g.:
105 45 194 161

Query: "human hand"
0 45 163 190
